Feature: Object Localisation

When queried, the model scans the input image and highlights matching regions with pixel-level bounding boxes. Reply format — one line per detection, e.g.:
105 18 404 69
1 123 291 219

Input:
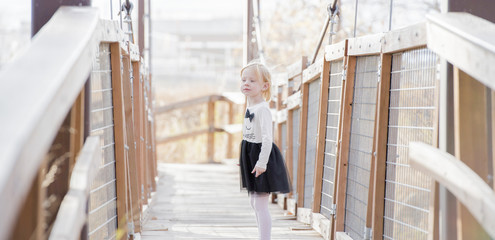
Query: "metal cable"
310 1 339 64
110 0 113 20
388 0 394 31
252 0 266 64
353 0 359 37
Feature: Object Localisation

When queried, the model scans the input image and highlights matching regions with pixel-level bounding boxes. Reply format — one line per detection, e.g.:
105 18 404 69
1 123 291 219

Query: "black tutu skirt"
239 140 291 193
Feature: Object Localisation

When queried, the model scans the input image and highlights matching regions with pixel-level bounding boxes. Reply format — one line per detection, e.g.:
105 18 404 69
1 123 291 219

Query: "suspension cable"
388 0 393 31
252 0 266 65
310 1 339 64
353 0 359 37
121 0 135 44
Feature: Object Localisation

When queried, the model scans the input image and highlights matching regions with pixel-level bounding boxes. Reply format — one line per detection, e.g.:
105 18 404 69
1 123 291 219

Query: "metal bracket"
128 222 135 236
330 203 337 216
364 227 372 240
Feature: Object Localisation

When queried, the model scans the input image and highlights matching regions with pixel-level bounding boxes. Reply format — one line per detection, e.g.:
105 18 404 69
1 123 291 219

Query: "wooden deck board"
141 163 323 239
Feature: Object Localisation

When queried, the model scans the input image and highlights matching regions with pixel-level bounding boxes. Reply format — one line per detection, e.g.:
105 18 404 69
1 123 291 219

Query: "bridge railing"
270 12 495 240
155 94 244 163
0 7 156 239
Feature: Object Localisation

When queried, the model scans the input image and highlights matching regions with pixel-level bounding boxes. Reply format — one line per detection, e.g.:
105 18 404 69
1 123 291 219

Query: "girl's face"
240 66 267 98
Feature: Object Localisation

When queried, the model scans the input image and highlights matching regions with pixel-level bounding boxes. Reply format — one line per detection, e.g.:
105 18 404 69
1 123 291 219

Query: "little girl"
239 61 291 240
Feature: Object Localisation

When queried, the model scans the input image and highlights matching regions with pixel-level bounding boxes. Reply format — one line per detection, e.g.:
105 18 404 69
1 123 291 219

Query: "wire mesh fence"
292 108 301 196
304 79 322 208
382 48 438 240
281 122 288 160
344 55 380 239
88 43 118 240
320 60 344 218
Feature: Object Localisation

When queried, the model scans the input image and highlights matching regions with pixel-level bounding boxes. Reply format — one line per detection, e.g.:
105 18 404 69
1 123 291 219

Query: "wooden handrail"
154 94 243 114
0 7 123 235
427 12 495 90
49 136 101 240
156 124 242 144
408 142 495 238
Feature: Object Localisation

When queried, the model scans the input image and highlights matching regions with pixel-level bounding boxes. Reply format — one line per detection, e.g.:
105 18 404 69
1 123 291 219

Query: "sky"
0 0 30 30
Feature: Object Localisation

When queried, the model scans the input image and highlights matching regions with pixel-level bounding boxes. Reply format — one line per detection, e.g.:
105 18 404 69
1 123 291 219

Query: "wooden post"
453 67 491 240
207 99 216 163
312 60 330 212
11 162 46 240
330 56 348 240
492 90 495 190
429 54 442 240
297 82 309 206
132 62 144 211
334 56 356 232
140 72 148 203
110 43 128 236
69 88 85 178
370 54 391 240
227 101 234 159
276 86 283 147
31 0 91 36
148 73 157 191
122 56 141 232
286 109 294 198
143 101 151 200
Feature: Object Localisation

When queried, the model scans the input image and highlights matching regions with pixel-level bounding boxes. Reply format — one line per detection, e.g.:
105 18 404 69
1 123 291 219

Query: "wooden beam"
311 213 332 240
334 56 356 233
272 72 289 87
276 109 288 124
325 39 347 62
370 54 391 240
157 129 210 144
409 142 495 239
287 91 302 110
335 232 354 240
427 12 495 90
287 56 308 79
302 58 324 84
110 43 128 236
128 43 140 62
312 60 330 213
0 8 99 235
382 22 426 53
347 33 383 56
155 95 232 114
454 67 491 240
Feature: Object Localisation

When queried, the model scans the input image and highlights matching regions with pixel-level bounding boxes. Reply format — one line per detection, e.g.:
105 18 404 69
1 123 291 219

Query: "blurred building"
152 13 243 93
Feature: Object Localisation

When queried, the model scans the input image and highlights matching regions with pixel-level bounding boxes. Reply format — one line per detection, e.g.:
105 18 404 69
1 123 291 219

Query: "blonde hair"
240 61 272 101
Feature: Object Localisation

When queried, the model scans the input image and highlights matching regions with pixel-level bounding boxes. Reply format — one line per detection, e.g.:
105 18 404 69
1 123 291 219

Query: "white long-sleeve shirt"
242 101 273 170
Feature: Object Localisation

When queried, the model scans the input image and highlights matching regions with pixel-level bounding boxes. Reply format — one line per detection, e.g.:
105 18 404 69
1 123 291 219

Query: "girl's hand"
251 166 266 177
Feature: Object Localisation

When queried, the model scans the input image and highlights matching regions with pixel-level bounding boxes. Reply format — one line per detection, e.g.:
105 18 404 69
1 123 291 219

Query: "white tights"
250 192 271 240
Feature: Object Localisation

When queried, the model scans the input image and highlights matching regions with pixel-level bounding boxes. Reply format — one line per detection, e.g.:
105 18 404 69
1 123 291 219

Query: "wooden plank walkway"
140 163 324 239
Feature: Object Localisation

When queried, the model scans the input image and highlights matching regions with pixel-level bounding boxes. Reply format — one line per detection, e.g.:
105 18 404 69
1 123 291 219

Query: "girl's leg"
250 193 259 228
253 192 271 240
